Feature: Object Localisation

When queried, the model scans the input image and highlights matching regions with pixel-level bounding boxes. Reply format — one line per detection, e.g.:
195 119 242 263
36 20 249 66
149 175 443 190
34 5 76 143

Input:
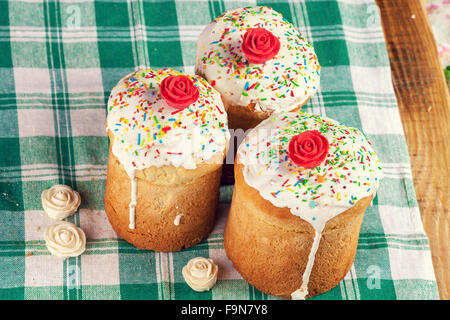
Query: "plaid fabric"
0 0 439 300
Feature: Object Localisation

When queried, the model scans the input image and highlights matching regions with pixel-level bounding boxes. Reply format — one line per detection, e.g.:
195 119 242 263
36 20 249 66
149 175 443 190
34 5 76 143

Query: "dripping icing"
174 213 184 226
127 169 137 229
291 224 324 300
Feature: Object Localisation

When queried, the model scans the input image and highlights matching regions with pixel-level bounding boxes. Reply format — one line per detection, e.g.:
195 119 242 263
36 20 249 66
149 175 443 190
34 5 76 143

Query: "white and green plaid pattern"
0 0 439 300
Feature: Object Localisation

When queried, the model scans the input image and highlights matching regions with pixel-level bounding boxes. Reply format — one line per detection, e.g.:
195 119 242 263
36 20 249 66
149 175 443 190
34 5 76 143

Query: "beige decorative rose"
182 257 218 292
45 221 86 259
41 184 81 220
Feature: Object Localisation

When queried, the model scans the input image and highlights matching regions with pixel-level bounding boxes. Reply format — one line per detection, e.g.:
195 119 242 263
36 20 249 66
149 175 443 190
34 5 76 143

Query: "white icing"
291 227 322 300
41 184 81 220
127 169 137 229
182 257 218 292
44 221 86 259
195 6 321 113
238 112 383 298
174 213 184 226
291 287 308 300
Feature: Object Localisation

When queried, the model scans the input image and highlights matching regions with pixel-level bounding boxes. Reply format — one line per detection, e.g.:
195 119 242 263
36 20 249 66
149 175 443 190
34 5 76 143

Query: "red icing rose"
160 75 200 110
288 130 329 169
241 28 281 64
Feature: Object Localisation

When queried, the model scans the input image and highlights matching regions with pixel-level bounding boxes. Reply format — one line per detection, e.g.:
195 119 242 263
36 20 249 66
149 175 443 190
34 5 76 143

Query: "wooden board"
376 0 450 300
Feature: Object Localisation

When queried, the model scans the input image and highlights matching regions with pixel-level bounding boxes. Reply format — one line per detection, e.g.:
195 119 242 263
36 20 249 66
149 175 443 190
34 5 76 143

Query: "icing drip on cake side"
127 169 137 229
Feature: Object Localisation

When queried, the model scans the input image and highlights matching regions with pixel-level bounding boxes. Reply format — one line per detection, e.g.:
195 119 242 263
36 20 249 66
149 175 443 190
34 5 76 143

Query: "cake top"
106 68 230 173
195 6 321 113
238 112 383 230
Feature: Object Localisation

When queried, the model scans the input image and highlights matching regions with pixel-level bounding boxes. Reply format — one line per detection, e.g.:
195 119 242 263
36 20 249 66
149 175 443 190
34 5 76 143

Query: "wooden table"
376 0 450 300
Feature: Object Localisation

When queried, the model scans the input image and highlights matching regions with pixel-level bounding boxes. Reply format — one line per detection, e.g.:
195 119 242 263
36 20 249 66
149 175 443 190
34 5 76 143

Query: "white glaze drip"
127 169 137 229
174 213 184 226
291 224 324 300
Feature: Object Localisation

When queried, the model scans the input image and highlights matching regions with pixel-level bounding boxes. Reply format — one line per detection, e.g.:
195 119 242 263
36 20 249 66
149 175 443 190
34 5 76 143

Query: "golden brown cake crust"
222 99 305 131
104 134 224 252
195 69 307 131
224 162 373 298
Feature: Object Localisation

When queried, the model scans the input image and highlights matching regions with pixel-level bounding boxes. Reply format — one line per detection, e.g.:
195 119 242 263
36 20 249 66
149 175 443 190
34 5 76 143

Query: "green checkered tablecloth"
0 0 439 300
